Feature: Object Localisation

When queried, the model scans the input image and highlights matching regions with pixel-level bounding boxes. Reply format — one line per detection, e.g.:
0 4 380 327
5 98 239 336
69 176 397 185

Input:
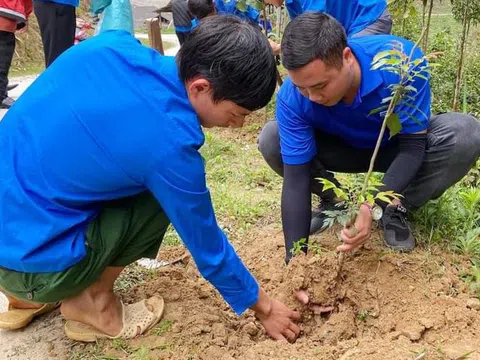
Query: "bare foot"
60 290 123 336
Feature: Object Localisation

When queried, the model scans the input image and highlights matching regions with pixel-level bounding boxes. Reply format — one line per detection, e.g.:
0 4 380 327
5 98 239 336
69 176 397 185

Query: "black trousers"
259 113 480 209
0 31 15 100
175 31 189 45
34 1 76 67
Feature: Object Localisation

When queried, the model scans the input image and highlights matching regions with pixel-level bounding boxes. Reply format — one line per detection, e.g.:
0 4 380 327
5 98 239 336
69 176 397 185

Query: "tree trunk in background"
422 0 427 30
423 0 434 51
401 0 409 36
453 8 469 112
276 7 281 38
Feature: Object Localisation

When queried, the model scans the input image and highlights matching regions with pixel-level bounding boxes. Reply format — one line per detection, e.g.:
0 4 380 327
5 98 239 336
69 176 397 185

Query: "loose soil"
109 225 480 360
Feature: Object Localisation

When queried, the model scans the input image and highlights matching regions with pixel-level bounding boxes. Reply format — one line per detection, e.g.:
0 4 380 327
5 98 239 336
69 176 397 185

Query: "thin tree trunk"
423 0 434 51
453 9 469 111
276 6 281 38
422 0 427 30
401 0 409 36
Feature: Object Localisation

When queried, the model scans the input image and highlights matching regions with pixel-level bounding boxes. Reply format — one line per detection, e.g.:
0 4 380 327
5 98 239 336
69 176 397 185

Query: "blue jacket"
0 30 259 315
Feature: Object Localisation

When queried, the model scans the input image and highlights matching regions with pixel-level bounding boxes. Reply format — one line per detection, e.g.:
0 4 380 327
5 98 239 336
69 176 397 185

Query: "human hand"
337 203 372 252
295 290 334 314
251 288 301 341
268 39 281 56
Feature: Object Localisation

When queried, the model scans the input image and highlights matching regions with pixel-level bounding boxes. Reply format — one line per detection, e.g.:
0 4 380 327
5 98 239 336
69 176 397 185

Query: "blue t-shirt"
285 0 387 37
215 0 260 24
0 30 258 315
34 0 79 7
276 35 431 166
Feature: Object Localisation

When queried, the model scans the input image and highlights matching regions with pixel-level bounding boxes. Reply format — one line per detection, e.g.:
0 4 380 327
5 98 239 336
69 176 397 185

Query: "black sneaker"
310 199 347 234
380 205 415 251
0 96 15 109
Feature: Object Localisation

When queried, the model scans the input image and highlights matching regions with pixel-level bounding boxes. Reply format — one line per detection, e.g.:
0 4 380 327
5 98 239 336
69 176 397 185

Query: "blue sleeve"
146 144 259 315
396 47 431 134
245 5 260 23
276 84 316 165
301 0 326 13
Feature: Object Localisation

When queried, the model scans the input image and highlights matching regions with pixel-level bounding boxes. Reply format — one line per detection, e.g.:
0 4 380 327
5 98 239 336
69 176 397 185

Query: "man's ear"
186 78 212 99
343 47 354 66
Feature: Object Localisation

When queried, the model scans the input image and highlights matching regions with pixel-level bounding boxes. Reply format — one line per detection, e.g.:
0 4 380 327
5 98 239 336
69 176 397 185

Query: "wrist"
250 288 272 318
361 202 383 221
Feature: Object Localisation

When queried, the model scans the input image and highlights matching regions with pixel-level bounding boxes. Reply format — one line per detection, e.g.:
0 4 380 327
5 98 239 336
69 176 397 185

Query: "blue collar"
348 41 384 98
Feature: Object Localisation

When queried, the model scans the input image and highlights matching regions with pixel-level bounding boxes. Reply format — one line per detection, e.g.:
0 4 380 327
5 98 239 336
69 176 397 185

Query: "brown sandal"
0 302 60 330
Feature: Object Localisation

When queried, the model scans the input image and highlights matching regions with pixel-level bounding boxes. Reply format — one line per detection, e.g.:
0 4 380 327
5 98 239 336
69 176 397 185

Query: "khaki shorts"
0 192 170 303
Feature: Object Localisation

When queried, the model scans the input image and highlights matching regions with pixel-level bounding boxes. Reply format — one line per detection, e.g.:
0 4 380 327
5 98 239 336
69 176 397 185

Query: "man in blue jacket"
259 13 480 265
0 17 301 342
265 0 392 37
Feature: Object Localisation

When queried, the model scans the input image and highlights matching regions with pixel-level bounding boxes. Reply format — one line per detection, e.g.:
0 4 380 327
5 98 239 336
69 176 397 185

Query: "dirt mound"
104 225 480 359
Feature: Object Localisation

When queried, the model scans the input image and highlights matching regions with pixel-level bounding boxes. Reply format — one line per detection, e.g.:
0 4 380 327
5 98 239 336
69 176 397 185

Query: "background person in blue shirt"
258 13 480 268
188 0 260 24
0 17 301 342
264 0 392 38
172 0 197 45
33 0 77 67
188 0 282 54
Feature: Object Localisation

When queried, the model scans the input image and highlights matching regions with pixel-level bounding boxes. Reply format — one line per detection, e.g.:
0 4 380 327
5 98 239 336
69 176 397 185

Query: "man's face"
187 78 251 128
288 48 354 107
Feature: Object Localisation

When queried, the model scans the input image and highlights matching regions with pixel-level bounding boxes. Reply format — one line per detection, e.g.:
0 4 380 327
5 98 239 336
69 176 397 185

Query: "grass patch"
114 264 158 293
160 26 176 35
68 341 108 360
10 63 44 78
139 38 177 52
201 130 281 237
151 320 174 336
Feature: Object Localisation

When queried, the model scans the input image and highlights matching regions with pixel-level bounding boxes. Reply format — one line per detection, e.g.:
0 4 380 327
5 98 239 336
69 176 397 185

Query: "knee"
431 113 480 155
258 120 281 162
452 113 480 156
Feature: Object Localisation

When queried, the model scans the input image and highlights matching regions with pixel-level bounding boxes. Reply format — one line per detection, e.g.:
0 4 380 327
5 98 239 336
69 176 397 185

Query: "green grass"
151 320 174 336
160 26 176 35
113 264 158 293
139 38 177 52
10 64 44 78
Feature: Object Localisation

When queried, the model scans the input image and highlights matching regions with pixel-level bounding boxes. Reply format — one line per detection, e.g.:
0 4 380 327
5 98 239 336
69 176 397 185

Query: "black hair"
177 15 277 111
188 0 214 19
281 12 347 70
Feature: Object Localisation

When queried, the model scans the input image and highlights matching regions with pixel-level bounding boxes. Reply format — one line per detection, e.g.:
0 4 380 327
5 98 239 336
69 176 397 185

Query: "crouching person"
0 16 301 342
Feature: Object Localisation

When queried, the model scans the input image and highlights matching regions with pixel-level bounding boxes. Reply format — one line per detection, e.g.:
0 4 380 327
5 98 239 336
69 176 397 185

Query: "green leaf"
371 58 389 70
333 188 349 201
368 105 388 116
375 193 394 204
372 50 401 63
366 193 375 205
386 113 402 138
381 96 393 104
400 102 429 123
235 0 247 12
250 0 264 10
318 178 337 190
